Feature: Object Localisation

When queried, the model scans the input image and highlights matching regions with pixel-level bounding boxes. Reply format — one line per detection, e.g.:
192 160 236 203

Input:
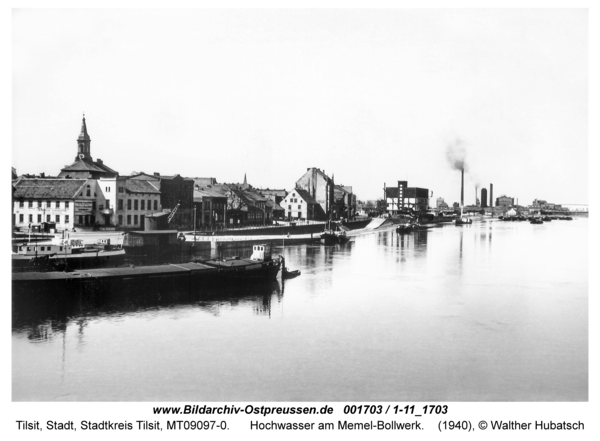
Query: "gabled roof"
265 199 285 212
258 188 287 198
194 187 228 200
94 160 119 176
126 179 160 194
157 174 194 182
61 159 106 174
13 179 87 199
193 177 218 187
243 189 267 203
291 188 320 205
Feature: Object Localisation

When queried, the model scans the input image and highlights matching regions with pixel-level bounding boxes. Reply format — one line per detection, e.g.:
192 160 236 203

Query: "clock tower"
75 114 92 162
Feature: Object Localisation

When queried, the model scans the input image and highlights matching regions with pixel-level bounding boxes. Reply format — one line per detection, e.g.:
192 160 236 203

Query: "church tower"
75 114 92 162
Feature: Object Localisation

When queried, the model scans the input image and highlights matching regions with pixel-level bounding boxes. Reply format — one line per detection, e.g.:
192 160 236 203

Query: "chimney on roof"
40 172 45 178
97 158 103 164
154 172 160 176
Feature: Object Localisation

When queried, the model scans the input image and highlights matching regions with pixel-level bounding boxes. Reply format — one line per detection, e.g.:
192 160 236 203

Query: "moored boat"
320 221 350 245
12 237 126 270
282 268 301 279
454 206 473 225
201 244 281 279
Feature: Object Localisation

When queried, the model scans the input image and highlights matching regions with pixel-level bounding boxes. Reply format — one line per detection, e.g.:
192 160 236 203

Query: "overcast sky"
12 8 588 205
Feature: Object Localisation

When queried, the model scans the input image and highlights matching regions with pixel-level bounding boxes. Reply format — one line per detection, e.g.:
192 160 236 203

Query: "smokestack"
461 169 464 206
490 183 494 207
475 185 478 205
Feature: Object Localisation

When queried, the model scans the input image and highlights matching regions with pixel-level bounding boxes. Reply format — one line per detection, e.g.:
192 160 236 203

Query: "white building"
13 178 100 231
281 188 321 220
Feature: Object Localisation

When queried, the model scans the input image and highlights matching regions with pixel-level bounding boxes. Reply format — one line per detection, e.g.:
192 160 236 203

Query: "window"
56 215 60 223
19 214 23 223
56 201 60 208
127 215 131 225
148 200 151 210
288 205 291 210
29 214 33 223
99 204 104 211
47 201 51 208
134 215 138 225
118 215 123 225
127 200 132 210
154 200 158 210
38 201 42 208
65 215 70 224
106 200 110 209
118 200 123 210
46 215 50 222
134 200 138 210
79 215 83 224
141 200 145 210
19 201 24 208
65 201 70 208
298 205 301 210
106 187 110 192
37 214 41 223
92 201 96 210
28 201 33 208
86 185 91 197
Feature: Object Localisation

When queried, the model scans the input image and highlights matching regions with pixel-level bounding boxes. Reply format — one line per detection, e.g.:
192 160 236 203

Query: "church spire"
75 114 92 161
243 173 247 186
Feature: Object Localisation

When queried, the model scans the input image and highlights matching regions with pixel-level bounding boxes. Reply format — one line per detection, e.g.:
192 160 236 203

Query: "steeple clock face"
79 154 85 159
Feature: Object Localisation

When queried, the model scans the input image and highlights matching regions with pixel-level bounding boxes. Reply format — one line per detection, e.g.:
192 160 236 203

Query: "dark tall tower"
460 169 464 206
490 183 494 207
75 114 92 162
481 188 488 208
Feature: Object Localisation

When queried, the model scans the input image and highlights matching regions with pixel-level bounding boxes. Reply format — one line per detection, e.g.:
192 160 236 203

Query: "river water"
12 217 588 401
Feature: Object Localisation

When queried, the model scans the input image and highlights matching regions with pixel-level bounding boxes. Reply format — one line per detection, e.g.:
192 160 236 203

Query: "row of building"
12 117 357 232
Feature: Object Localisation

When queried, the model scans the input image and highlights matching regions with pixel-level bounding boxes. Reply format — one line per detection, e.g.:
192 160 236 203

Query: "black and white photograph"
5 1 597 439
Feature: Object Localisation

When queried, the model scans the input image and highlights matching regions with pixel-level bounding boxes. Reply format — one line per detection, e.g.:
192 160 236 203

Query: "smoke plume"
446 138 468 171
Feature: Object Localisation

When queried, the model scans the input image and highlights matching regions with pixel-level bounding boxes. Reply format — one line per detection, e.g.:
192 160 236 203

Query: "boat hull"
202 258 281 280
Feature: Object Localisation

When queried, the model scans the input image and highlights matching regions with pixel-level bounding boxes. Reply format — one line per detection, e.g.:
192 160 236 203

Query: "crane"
167 203 180 224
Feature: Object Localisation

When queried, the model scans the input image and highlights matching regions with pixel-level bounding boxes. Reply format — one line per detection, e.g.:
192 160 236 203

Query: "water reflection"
13 279 282 339
12 219 588 401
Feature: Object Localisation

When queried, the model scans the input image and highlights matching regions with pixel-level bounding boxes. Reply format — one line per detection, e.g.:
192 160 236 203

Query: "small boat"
12 236 126 270
282 268 301 279
454 207 473 225
320 221 350 245
396 223 414 234
530 218 544 224
336 229 350 244
202 244 281 279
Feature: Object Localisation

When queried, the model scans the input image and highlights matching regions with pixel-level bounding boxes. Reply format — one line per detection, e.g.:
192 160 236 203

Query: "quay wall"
188 218 372 237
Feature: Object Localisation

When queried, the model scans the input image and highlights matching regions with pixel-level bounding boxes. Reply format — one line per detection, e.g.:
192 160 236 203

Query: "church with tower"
58 115 119 179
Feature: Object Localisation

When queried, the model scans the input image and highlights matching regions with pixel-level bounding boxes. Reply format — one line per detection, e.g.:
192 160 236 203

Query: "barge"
12 244 281 293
